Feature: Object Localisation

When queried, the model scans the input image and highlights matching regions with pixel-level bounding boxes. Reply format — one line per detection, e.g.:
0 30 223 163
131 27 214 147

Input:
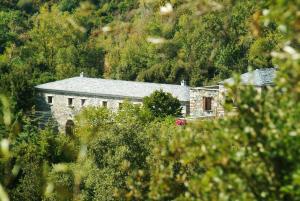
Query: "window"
102 101 107 107
203 97 213 111
81 99 86 106
65 120 75 136
68 98 74 106
47 96 53 104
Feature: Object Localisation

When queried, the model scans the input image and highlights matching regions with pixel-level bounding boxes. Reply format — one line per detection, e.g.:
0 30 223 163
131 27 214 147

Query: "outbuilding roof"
220 68 276 86
35 77 190 102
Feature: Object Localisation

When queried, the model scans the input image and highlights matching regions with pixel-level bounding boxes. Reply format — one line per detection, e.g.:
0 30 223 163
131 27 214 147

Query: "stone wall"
189 87 221 117
36 90 189 132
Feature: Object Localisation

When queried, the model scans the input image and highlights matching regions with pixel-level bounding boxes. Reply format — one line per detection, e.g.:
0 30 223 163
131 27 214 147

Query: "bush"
143 89 182 118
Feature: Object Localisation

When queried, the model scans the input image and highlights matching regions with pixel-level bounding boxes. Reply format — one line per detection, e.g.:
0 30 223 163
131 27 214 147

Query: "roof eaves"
35 87 145 101
35 87 190 102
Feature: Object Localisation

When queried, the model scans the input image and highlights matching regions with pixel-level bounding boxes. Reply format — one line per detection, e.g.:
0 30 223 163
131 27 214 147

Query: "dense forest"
1 0 300 201
0 0 279 111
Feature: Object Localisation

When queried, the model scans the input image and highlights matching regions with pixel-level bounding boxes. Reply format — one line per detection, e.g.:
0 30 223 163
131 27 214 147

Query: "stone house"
35 68 276 133
35 74 190 132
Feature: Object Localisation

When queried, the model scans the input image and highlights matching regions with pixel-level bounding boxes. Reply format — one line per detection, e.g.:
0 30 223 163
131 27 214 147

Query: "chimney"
181 80 186 86
80 72 84 77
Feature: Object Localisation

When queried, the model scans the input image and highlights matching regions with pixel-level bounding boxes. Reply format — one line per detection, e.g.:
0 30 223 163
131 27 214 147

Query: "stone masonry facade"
35 68 275 133
36 91 190 132
189 86 223 118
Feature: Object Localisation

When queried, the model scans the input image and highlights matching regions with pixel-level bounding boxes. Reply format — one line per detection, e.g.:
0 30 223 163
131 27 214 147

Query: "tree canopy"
143 89 182 118
1 0 300 201
0 0 280 112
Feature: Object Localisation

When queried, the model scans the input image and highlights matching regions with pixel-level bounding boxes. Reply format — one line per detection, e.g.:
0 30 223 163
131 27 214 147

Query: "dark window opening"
47 96 53 104
65 120 75 136
68 98 73 106
203 97 212 111
102 101 107 107
81 99 86 106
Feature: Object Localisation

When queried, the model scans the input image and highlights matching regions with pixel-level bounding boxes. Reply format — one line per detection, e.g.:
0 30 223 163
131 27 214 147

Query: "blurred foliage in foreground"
1 0 300 201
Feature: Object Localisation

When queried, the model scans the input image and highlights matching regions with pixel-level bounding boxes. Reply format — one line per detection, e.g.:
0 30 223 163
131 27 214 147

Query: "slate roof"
35 77 190 102
220 68 276 86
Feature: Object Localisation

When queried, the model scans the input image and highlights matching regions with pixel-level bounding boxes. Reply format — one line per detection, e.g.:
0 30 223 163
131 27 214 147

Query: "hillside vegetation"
0 0 279 111
1 1 300 201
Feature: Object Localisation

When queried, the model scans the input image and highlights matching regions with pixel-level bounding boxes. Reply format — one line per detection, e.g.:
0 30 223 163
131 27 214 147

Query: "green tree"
23 5 104 79
1 1 298 200
0 10 25 54
248 32 280 68
124 1 300 200
58 0 81 12
0 94 75 201
66 103 153 201
143 89 182 118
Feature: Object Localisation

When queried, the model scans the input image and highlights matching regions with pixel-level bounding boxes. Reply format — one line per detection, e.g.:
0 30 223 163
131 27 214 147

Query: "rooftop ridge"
36 76 188 88
35 76 190 102
73 76 187 87
219 67 276 86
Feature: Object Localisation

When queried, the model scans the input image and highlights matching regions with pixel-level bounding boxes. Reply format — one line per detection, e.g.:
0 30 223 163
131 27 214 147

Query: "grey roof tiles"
221 68 276 86
35 77 190 102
